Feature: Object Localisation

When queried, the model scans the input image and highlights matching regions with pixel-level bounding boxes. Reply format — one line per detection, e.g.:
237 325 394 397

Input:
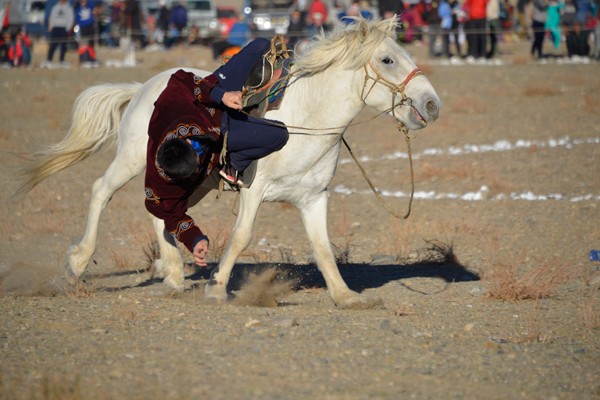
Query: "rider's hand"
192 239 209 267
222 91 243 110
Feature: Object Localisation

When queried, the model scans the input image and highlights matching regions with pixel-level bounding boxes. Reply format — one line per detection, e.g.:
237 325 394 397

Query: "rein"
237 61 425 220
342 126 414 220
351 63 424 219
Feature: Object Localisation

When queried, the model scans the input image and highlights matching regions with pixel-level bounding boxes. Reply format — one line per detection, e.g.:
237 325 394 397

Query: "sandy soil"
0 35 599 399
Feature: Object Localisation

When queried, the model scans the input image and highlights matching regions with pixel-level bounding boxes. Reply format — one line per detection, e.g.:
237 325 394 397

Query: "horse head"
360 17 441 131
293 16 441 132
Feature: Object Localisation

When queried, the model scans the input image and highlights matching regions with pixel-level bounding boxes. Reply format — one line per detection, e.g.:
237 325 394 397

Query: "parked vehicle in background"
1 0 46 37
243 0 290 38
186 0 219 44
216 6 238 38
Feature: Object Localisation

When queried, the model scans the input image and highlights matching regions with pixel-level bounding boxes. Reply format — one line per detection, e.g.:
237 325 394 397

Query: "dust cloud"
0 262 62 296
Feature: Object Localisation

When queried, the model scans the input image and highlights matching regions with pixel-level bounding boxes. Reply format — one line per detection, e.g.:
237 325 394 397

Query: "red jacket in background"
465 0 489 20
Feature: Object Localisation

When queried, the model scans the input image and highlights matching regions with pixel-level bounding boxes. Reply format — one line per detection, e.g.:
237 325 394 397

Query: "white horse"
19 17 440 308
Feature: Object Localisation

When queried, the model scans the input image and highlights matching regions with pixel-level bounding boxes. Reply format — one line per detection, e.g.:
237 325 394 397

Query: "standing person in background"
304 10 327 36
464 0 489 61
7 27 32 67
594 1 600 59
44 0 75 67
439 0 454 58
544 0 563 51
400 3 417 43
561 0 577 28
515 0 530 39
338 1 361 24
169 1 188 45
424 0 442 58
530 0 547 59
450 0 465 58
0 29 10 65
379 0 403 19
308 0 328 26
124 0 144 48
211 13 251 60
155 0 171 47
95 1 115 47
287 8 306 49
575 0 594 25
109 0 123 45
75 0 98 64
486 0 501 59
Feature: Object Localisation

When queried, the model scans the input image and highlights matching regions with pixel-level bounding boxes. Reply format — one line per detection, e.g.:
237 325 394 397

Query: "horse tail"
16 82 142 195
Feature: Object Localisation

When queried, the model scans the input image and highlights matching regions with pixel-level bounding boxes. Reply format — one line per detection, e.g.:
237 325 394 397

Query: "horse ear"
357 19 369 41
386 14 399 33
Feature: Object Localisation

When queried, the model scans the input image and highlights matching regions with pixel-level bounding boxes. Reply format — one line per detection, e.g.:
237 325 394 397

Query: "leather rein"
348 62 424 219
243 61 426 220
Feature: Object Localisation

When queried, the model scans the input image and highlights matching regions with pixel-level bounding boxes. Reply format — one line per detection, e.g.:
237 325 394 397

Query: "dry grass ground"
0 36 599 399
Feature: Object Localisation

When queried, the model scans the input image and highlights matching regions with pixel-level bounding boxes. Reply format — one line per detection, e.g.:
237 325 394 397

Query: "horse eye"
382 57 393 65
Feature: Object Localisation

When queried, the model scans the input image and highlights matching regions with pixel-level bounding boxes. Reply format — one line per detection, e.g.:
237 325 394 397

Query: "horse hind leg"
64 155 144 285
149 216 185 291
149 172 221 292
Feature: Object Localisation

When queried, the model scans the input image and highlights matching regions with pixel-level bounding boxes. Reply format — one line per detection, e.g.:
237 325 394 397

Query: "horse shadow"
192 258 480 294
93 242 480 294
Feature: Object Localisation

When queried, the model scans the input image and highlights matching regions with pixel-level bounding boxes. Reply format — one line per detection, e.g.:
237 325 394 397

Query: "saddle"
220 35 293 191
241 34 292 117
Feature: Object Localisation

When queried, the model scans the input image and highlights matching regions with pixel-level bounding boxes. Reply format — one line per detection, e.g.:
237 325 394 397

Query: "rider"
144 38 289 267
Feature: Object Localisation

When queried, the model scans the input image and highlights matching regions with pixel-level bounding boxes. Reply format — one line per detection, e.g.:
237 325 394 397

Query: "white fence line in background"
334 135 600 202
339 136 600 164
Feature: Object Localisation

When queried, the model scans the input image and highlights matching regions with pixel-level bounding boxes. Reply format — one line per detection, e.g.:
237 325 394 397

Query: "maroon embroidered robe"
144 69 223 253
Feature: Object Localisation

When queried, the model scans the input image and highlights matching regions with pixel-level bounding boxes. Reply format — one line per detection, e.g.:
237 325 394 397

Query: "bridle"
345 62 426 220
361 62 424 122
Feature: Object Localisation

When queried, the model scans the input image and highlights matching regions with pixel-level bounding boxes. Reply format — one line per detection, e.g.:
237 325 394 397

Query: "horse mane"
292 15 402 75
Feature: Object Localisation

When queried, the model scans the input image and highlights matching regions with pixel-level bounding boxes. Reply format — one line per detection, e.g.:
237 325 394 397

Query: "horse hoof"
64 265 80 286
337 293 384 310
149 260 167 279
163 275 185 292
204 283 228 303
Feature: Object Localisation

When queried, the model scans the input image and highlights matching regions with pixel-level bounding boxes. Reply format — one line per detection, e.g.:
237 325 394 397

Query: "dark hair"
157 138 198 181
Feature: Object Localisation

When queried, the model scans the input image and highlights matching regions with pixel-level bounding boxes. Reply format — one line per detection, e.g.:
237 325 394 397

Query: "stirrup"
219 165 242 187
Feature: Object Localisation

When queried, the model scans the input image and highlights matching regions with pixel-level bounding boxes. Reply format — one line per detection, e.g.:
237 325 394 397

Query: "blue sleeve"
210 86 225 103
211 38 271 93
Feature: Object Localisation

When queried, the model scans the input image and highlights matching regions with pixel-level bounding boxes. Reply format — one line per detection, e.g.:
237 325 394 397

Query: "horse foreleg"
204 189 262 302
300 192 382 309
64 158 144 285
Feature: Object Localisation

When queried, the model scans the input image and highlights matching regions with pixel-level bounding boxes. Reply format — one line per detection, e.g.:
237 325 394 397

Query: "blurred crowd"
1 0 598 68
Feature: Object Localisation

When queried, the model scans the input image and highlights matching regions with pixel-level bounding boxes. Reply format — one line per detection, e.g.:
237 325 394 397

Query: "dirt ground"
0 33 599 400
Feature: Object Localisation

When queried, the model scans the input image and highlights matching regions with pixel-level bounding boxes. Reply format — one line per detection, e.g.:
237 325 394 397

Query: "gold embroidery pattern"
171 218 195 240
193 75 203 101
144 187 161 204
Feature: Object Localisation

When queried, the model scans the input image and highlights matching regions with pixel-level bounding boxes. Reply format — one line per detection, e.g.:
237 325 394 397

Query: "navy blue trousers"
225 110 288 172
213 38 289 173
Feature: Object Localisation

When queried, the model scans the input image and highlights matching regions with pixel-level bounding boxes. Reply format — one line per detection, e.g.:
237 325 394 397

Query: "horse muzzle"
425 97 440 122
411 96 441 128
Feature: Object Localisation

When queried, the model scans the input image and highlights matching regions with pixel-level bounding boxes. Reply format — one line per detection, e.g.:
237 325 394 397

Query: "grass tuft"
484 260 570 301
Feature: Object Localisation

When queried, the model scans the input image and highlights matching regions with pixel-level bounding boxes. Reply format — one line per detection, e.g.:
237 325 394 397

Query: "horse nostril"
426 99 439 121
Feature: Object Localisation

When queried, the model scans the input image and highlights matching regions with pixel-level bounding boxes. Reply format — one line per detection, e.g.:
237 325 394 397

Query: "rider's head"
157 138 198 181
